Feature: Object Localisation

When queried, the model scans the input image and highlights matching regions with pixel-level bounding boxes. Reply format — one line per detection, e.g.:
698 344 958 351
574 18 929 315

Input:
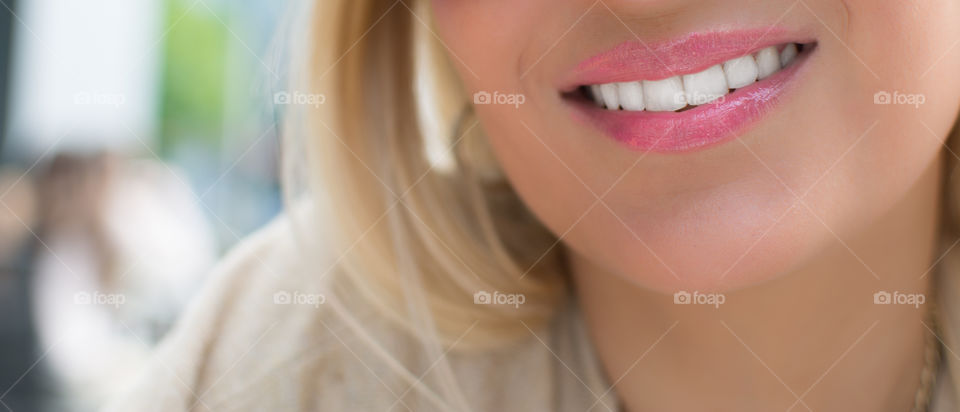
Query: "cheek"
429 1 512 91
834 0 960 211
846 0 960 131
430 0 553 91
475 104 601 233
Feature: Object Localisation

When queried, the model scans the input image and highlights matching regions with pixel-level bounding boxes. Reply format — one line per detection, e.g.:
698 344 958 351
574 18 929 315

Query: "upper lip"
559 27 816 90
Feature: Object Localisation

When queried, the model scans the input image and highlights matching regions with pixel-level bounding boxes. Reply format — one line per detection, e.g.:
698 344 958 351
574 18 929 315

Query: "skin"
432 0 960 411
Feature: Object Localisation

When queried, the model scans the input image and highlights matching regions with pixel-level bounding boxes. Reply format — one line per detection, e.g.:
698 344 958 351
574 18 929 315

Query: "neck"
571 159 941 412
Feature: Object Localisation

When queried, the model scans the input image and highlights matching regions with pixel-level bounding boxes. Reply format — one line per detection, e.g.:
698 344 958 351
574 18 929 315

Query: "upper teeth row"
589 43 800 112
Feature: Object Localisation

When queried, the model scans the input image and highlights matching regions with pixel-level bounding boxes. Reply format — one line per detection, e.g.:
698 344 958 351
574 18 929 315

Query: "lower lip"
569 50 812 153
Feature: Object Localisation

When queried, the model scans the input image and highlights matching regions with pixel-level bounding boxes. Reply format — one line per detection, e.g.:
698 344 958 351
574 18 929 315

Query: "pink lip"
563 29 816 153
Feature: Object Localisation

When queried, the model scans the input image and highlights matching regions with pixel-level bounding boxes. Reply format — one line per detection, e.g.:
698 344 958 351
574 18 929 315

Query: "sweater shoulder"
102 214 370 411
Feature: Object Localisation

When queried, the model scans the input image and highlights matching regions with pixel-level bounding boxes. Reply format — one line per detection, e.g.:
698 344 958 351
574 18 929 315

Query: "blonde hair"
283 0 565 350
280 0 960 407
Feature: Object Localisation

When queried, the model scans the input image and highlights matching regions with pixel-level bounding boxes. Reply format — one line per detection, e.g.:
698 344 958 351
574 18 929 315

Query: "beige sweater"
104 216 957 411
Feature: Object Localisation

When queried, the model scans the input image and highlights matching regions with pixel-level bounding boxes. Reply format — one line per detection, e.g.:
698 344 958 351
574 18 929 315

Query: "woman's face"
431 0 960 293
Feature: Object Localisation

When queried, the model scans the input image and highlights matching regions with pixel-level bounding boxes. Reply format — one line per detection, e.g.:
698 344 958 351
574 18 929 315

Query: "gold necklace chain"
913 302 942 412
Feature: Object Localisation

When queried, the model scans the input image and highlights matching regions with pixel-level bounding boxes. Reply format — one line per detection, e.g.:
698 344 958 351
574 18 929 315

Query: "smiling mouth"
561 29 818 153
575 42 815 113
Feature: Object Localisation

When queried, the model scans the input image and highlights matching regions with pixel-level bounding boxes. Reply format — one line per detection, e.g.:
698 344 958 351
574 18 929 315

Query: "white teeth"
643 76 686 112
599 83 620 109
754 47 780 79
590 85 605 107
617 82 645 111
780 43 798 67
681 64 728 106
722 55 759 89
585 42 806 112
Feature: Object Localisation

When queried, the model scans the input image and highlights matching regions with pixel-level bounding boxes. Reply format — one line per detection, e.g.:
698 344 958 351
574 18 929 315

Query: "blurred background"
0 0 289 410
